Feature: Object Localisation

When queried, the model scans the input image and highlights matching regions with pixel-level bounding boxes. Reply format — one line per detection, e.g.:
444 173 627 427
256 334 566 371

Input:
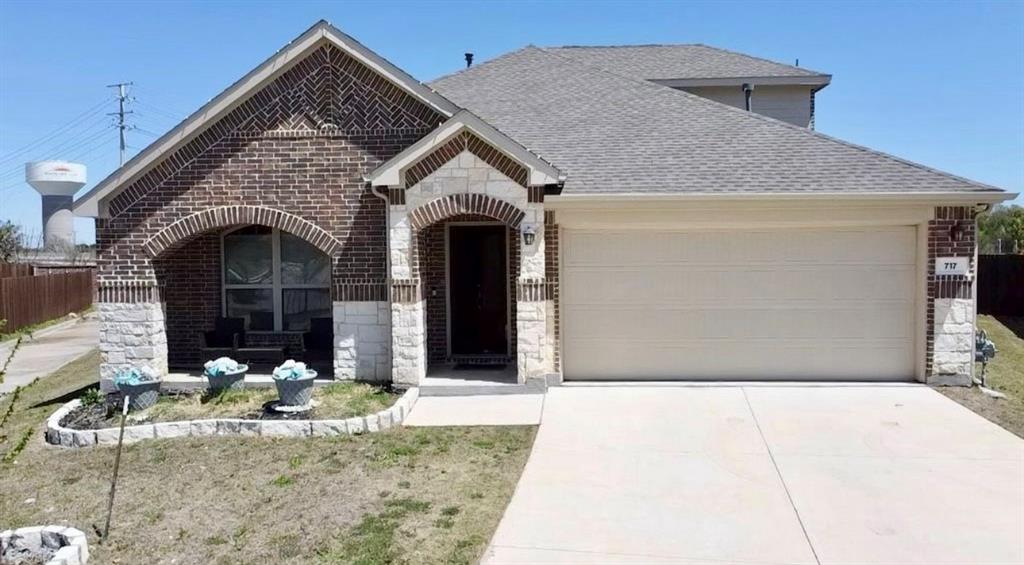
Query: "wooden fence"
0 267 95 333
0 264 34 278
978 254 1024 316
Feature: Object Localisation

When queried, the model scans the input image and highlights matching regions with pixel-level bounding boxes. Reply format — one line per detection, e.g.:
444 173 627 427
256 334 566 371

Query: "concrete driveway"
482 384 1024 564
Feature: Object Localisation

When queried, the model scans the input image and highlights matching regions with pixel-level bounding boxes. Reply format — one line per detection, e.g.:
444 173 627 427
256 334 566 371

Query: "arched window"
222 226 331 331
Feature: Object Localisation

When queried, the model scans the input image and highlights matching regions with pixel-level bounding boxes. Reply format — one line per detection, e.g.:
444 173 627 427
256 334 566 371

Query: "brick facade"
404 131 529 188
98 43 442 286
96 27 977 388
96 43 444 380
544 211 561 372
926 206 978 384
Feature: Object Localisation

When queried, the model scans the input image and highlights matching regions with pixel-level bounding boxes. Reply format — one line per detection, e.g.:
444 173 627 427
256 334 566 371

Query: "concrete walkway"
404 394 544 426
0 319 98 395
482 385 1024 565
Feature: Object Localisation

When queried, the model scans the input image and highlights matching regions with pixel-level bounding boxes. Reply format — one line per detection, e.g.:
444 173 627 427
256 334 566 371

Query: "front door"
449 224 508 356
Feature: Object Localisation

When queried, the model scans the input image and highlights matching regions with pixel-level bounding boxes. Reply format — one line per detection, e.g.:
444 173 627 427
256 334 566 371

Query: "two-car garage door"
561 227 917 381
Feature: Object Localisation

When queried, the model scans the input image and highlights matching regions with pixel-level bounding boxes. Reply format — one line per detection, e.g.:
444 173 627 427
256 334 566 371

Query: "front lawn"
938 315 1024 438
0 352 536 564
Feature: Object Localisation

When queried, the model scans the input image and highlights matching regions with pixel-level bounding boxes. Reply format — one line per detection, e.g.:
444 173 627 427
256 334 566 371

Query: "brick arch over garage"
407 193 526 231
142 205 343 258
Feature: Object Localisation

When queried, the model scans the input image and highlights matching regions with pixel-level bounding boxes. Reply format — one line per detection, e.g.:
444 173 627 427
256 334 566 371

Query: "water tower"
25 161 87 248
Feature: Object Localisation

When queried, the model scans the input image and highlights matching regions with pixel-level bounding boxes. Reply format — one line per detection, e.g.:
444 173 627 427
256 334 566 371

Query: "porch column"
97 280 168 391
927 206 977 386
388 199 427 386
332 279 390 382
516 201 549 380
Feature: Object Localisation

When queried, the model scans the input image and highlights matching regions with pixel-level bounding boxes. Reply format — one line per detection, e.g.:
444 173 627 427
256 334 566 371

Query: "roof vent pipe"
742 83 754 112
464 53 474 68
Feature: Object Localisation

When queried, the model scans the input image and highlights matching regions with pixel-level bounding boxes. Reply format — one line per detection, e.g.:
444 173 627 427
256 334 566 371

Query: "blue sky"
1 0 1022 244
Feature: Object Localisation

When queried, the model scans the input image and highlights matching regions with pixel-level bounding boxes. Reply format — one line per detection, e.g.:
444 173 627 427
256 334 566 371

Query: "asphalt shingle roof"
429 47 1002 195
548 44 826 80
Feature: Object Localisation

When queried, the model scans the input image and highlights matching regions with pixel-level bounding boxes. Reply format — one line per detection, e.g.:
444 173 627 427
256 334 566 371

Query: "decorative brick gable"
96 40 444 379
97 42 444 285
403 131 530 188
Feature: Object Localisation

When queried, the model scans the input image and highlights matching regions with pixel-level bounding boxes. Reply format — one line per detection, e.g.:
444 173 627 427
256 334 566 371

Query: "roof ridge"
549 42 823 76
428 45 537 86
549 43 703 49
689 42 824 77
533 46 1001 192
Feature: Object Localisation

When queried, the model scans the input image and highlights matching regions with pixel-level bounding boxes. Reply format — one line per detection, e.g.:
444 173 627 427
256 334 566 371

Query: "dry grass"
0 349 100 460
70 382 399 428
938 315 1024 438
0 352 536 564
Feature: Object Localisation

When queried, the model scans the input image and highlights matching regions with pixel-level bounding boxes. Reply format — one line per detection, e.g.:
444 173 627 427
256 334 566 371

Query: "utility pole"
107 82 133 166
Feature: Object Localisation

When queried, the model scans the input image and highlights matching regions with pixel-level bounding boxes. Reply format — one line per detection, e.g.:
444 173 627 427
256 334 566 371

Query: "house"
74 21 1013 388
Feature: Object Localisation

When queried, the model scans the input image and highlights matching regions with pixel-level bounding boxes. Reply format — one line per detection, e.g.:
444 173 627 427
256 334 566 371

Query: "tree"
978 205 1024 254
0 221 20 262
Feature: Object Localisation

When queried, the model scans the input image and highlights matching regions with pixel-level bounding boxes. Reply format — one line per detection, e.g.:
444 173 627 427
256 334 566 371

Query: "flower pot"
116 380 162 411
274 371 317 407
206 366 248 392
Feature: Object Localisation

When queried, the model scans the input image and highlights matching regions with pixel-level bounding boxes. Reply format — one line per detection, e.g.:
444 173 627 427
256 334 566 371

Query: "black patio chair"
200 317 246 358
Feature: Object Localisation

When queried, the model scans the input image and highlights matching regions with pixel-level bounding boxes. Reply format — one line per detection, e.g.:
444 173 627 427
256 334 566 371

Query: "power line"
0 97 111 165
132 127 164 138
130 85 191 117
0 130 117 194
0 119 112 182
133 101 184 123
67 131 119 162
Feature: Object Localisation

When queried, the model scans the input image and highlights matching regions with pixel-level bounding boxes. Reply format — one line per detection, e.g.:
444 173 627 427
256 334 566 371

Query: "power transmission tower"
107 82 133 166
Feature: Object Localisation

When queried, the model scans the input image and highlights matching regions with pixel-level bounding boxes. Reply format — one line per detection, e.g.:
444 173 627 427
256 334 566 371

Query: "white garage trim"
557 205 932 382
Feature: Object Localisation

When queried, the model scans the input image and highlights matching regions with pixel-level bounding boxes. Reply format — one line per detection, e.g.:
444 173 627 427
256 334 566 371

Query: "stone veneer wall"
390 286 427 387
94 43 443 383
388 147 549 383
333 301 390 381
927 206 978 385
98 300 168 387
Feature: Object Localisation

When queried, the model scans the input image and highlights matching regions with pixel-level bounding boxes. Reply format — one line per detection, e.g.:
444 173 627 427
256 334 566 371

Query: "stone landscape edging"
0 525 89 565
45 387 419 448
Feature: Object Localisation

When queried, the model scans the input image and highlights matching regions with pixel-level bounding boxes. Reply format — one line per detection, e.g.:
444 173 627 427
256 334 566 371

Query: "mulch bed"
59 391 339 430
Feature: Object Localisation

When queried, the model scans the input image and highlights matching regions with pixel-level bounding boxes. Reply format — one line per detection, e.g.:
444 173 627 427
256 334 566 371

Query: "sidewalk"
0 318 99 395
404 394 544 426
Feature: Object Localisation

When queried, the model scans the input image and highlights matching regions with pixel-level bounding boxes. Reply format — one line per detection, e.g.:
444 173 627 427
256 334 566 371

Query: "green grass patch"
0 349 99 464
322 498 432 564
939 315 1024 438
271 474 294 487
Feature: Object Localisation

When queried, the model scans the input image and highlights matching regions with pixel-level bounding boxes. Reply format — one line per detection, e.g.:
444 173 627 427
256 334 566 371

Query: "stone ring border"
45 387 419 448
0 525 89 564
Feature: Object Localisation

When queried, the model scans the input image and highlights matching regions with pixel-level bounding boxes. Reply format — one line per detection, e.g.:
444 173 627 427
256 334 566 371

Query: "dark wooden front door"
449 224 508 355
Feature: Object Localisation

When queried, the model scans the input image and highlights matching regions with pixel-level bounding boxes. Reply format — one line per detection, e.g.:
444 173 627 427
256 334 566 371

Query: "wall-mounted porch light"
521 223 537 246
950 221 966 242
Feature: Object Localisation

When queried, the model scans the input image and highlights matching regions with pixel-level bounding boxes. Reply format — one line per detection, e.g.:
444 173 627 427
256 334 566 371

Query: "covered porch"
154 222 336 377
370 112 562 387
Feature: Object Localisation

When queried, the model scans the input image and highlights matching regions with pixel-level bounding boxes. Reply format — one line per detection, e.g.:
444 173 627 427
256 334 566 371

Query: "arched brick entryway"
142 205 342 258
407 193 526 231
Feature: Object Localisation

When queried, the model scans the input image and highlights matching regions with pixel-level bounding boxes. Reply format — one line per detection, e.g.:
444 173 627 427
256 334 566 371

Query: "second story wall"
679 85 816 128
